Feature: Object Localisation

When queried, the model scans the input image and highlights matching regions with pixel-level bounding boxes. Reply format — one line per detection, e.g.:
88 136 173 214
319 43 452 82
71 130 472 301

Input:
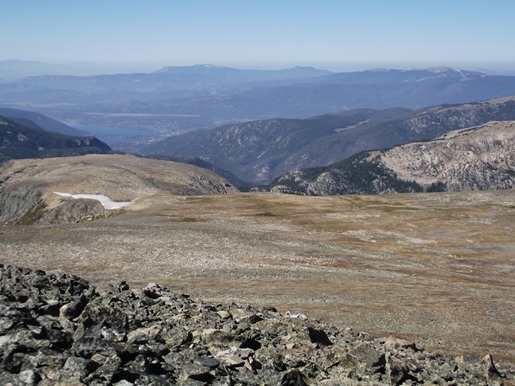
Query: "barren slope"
1 190 514 366
0 154 237 224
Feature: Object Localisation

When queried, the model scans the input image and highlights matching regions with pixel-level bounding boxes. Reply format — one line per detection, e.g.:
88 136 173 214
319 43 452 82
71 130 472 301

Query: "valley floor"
1 190 514 365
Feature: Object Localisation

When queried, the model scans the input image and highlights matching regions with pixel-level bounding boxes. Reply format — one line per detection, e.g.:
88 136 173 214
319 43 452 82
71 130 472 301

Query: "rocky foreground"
0 264 513 386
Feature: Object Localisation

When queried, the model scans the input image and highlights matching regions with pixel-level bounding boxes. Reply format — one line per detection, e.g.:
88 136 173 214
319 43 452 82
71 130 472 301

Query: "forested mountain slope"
140 97 515 184
270 120 515 195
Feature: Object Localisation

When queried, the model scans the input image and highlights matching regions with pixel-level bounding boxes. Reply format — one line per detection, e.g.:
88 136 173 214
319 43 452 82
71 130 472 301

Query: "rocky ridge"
0 264 513 385
0 116 111 163
378 121 515 191
270 120 515 196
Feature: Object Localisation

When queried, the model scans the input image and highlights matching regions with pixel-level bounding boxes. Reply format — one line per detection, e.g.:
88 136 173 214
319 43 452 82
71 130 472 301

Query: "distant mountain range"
0 64 331 105
0 116 111 163
137 96 515 184
223 67 515 116
0 60 155 82
269 120 515 195
2 65 515 137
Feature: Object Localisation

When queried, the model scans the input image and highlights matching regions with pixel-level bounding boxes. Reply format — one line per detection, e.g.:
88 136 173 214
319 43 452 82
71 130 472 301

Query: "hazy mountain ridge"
0 60 124 81
307 66 486 85
222 71 515 118
270 120 515 195
0 65 332 105
0 107 87 136
145 107 418 180
2 65 515 136
139 97 515 184
153 64 332 83
0 116 111 163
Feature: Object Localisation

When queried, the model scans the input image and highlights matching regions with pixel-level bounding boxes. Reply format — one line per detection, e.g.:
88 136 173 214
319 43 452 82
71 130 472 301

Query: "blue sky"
1 0 514 72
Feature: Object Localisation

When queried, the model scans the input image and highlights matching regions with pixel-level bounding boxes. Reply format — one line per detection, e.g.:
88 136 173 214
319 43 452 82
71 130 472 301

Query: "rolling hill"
0 153 238 225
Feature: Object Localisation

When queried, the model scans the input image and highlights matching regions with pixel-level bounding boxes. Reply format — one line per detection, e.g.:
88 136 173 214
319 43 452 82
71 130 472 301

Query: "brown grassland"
1 189 514 364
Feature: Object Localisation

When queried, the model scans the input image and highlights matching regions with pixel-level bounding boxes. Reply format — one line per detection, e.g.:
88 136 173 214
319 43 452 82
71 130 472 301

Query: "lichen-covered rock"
40 198 112 224
0 264 513 385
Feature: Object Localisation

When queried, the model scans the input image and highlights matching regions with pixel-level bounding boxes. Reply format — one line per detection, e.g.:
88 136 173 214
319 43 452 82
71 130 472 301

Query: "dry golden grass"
1 189 514 364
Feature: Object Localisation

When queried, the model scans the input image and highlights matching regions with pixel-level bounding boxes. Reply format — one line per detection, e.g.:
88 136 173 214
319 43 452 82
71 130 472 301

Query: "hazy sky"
1 0 514 72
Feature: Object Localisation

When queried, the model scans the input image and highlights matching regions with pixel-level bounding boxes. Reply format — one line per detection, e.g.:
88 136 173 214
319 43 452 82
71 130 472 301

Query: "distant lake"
66 123 156 144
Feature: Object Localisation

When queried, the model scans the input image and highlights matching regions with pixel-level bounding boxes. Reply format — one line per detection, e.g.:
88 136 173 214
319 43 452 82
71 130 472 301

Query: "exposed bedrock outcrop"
0 183 46 225
0 264 513 385
0 184 112 225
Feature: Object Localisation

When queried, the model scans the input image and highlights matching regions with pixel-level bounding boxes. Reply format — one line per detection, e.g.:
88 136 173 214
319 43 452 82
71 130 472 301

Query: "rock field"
1 264 513 385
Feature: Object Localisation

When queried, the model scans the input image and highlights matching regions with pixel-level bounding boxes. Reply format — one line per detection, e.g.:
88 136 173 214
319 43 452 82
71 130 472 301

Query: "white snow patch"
54 192 131 210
